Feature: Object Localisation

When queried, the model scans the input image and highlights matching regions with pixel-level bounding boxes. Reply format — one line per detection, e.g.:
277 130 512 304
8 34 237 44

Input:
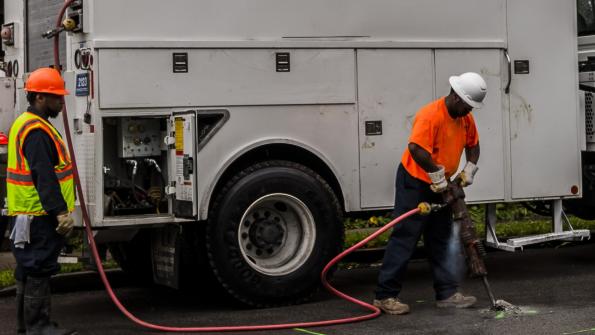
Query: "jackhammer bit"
441 179 499 310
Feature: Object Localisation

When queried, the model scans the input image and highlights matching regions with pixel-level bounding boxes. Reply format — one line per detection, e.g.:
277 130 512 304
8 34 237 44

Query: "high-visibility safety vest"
6 111 75 216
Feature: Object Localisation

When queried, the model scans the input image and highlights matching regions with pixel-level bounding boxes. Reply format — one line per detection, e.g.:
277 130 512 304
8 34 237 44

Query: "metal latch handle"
504 49 511 94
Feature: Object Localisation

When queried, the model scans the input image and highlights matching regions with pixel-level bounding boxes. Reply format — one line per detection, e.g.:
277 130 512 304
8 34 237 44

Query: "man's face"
39 94 64 118
452 94 473 118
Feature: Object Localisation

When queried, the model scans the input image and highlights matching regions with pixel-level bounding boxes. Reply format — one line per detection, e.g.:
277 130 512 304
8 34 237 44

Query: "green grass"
343 203 595 249
1 204 593 289
0 259 119 289
0 230 119 289
344 229 392 249
0 270 15 288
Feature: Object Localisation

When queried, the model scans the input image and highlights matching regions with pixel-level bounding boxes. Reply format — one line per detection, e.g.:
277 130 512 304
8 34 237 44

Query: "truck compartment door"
507 0 580 199
0 78 16 134
435 49 506 202
357 49 434 208
168 111 198 218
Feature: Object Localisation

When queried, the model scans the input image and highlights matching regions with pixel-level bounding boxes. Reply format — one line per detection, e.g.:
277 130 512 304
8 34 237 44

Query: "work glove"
456 162 479 187
427 166 448 193
56 212 74 235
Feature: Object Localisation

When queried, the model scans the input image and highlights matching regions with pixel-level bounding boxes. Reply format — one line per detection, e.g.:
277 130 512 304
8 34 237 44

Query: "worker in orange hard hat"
7 67 77 335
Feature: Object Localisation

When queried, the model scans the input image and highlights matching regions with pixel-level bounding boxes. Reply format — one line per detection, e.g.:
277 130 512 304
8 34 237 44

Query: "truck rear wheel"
207 160 343 307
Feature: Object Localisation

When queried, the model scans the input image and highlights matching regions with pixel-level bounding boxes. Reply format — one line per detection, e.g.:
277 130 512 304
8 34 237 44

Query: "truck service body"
0 0 592 305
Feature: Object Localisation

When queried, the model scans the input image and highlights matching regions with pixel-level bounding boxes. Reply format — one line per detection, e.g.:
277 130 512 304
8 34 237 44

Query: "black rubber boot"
16 280 25 335
24 276 78 335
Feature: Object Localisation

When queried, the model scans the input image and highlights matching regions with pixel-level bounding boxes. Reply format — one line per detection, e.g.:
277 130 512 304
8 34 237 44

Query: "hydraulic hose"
125 159 141 204
52 1 421 331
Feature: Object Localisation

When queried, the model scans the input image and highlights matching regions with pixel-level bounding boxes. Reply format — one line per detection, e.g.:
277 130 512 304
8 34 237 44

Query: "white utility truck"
0 0 592 306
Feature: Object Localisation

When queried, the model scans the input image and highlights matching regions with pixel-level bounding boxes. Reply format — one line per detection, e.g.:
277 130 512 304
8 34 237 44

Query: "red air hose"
52 1 421 331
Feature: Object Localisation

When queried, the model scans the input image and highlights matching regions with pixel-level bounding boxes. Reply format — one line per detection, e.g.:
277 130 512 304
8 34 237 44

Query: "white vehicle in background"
0 0 592 306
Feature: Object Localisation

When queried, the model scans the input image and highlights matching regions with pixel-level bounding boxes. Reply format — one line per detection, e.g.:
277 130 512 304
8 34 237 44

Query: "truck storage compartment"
102 117 169 216
97 49 356 108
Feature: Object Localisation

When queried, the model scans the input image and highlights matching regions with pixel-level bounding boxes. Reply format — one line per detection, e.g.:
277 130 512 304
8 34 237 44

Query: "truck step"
485 230 591 252
57 256 79 264
506 230 590 247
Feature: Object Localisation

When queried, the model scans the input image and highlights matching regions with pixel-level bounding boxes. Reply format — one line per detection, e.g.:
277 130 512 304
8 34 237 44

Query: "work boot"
436 292 477 308
24 276 78 335
16 280 25 335
373 297 410 315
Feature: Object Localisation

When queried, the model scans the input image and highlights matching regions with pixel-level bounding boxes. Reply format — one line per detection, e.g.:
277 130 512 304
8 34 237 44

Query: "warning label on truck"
175 117 184 155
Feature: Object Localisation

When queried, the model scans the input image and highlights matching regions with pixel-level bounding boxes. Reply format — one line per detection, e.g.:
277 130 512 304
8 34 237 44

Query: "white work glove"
56 212 74 235
427 166 448 193
457 162 479 187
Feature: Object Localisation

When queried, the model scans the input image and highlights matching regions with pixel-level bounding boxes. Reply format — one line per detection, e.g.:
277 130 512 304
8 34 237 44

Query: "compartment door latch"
165 182 176 196
164 135 176 148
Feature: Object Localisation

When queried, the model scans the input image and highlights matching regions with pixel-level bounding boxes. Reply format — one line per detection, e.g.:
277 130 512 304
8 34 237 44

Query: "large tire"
207 160 343 307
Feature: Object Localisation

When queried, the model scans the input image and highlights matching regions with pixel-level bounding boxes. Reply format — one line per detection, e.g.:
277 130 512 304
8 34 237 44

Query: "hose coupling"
42 18 77 39
417 202 446 216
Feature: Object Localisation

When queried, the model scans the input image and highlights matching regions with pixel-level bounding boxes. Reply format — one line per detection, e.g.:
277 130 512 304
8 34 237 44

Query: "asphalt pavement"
0 242 594 335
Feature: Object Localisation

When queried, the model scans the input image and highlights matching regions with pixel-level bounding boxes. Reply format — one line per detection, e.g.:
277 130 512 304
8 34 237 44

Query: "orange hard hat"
24 67 69 95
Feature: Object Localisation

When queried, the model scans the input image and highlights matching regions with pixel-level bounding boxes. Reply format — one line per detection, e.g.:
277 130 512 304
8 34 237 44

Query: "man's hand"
56 212 74 235
428 166 448 193
457 162 479 187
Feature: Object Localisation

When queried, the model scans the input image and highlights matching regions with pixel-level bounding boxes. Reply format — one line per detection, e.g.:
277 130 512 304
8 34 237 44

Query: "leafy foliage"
0 259 119 289
344 203 595 249
0 270 15 288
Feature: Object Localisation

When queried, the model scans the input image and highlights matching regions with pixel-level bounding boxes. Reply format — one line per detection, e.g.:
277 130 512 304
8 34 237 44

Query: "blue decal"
75 73 89 96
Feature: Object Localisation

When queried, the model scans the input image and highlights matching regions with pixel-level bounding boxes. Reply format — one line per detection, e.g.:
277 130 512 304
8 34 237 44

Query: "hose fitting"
417 202 446 216
42 18 77 39
418 202 432 215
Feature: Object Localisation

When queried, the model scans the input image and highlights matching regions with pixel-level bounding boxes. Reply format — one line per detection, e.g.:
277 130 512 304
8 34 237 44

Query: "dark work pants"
10 215 65 281
375 164 461 301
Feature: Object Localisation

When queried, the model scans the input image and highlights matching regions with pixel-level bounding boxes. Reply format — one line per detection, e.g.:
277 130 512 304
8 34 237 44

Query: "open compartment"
102 116 170 217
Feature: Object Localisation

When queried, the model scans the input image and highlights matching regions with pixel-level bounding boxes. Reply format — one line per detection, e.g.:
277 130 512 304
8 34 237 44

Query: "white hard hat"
449 72 487 109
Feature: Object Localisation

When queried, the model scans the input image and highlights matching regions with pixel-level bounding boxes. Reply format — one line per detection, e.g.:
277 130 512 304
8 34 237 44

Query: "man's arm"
408 142 439 173
465 144 480 165
408 142 448 192
22 129 68 217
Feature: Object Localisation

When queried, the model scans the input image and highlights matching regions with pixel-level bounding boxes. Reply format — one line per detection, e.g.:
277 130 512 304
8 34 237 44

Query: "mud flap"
151 225 181 288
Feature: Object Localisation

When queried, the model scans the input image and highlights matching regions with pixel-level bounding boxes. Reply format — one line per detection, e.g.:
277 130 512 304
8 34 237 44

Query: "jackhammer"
441 178 507 311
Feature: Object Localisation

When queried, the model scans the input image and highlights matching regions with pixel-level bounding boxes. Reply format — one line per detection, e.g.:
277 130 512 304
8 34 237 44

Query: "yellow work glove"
56 212 74 235
427 166 448 193
457 162 479 187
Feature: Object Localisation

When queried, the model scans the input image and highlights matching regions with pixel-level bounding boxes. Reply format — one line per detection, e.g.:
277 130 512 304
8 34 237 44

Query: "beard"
46 106 62 118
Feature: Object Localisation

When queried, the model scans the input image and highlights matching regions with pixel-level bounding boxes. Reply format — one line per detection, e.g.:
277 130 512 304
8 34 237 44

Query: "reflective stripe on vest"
6 112 75 216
